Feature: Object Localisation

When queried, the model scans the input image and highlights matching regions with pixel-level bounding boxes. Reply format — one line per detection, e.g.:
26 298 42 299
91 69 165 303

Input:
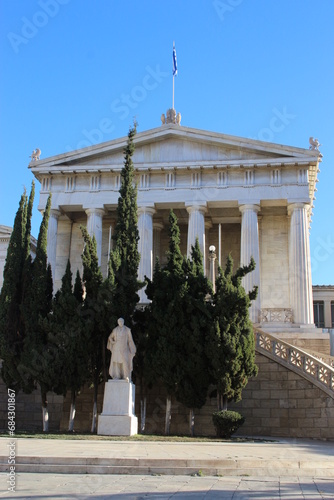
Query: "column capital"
85 207 106 217
238 203 261 214
153 221 164 231
185 202 207 215
138 206 156 217
287 202 311 215
49 209 61 218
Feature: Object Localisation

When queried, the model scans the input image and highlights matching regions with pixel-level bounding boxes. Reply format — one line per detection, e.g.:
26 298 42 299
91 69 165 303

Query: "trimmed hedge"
212 410 245 438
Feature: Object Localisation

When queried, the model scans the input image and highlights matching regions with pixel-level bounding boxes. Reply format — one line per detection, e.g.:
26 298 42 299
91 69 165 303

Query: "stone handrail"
254 327 334 399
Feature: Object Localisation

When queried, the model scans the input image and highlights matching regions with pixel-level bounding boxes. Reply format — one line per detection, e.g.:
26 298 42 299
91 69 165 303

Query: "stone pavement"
0 437 334 498
1 473 334 499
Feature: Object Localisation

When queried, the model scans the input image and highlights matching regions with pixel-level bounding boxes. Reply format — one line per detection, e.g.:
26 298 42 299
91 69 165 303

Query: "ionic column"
138 206 155 303
186 203 207 267
85 208 105 266
153 221 164 267
288 203 313 325
47 209 61 284
239 204 261 323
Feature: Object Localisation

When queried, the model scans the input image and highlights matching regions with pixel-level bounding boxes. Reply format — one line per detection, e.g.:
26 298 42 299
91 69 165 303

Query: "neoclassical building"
29 114 322 328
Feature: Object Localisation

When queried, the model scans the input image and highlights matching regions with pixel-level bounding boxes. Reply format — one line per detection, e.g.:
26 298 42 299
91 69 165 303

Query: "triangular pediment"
0 225 13 238
29 123 321 173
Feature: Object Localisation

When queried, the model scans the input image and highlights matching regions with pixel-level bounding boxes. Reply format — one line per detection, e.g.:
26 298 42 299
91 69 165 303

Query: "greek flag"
173 43 177 76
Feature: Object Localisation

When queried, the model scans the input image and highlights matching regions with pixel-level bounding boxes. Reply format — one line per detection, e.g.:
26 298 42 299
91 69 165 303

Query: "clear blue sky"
0 0 333 284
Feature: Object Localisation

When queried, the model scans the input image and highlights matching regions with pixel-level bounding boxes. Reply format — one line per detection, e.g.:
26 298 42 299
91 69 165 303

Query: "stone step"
1 456 334 477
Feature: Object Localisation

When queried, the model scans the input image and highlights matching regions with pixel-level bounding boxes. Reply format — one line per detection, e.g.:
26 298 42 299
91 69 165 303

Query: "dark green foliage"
19 194 54 397
174 239 212 412
46 261 89 399
80 226 104 385
145 210 187 398
207 254 258 409
0 182 35 391
212 410 245 438
146 218 213 414
109 122 142 325
80 225 117 431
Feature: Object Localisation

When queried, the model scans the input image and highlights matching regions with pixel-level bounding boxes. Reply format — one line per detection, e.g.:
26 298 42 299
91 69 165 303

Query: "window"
313 301 325 328
331 302 334 328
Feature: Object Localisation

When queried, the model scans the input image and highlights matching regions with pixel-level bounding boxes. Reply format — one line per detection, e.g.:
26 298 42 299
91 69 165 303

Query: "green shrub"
212 410 245 438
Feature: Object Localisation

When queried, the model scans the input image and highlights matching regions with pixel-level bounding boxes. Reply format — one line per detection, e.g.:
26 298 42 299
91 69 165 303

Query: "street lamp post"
209 245 216 293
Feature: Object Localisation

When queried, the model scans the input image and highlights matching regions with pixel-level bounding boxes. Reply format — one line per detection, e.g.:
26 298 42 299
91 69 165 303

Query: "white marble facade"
29 120 322 327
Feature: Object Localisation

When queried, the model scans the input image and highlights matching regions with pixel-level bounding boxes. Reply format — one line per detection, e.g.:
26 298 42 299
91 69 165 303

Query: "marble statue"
30 148 41 161
107 318 136 382
309 137 321 151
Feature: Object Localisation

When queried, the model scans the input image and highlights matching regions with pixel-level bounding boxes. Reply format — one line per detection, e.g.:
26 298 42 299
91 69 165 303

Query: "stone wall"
60 385 104 433
0 379 63 433
132 353 334 439
229 353 334 439
60 351 334 439
278 333 330 356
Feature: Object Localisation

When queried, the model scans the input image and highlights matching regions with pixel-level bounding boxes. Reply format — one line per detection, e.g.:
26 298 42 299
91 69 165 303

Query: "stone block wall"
60 385 104 432
132 352 334 439
229 353 334 439
0 379 63 433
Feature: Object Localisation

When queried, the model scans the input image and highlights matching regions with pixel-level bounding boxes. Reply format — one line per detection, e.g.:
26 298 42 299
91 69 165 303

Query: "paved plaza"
1 437 334 498
1 472 334 499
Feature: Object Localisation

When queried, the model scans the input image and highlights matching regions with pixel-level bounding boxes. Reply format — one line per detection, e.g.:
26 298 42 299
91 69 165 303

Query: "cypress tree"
47 261 89 431
174 238 213 436
80 226 104 433
0 182 35 391
109 122 142 325
206 254 258 411
145 210 187 435
20 194 54 431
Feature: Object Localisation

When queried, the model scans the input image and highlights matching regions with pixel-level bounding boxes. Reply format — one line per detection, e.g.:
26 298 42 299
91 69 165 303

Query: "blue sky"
0 0 333 284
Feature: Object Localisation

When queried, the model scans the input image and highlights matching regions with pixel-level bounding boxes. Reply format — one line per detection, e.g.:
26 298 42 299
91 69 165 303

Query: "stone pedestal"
97 380 138 436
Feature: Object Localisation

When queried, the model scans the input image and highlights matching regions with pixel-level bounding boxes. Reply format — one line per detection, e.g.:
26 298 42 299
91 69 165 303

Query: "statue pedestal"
97 380 138 436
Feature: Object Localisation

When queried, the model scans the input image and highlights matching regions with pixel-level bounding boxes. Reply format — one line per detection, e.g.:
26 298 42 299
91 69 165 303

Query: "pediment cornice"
28 124 321 174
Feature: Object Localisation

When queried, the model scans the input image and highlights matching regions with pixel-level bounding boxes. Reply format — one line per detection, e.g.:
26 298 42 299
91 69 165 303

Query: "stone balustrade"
255 328 334 398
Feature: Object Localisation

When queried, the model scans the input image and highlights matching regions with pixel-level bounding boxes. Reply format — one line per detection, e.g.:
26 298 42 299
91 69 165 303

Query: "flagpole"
172 41 177 111
173 74 174 110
